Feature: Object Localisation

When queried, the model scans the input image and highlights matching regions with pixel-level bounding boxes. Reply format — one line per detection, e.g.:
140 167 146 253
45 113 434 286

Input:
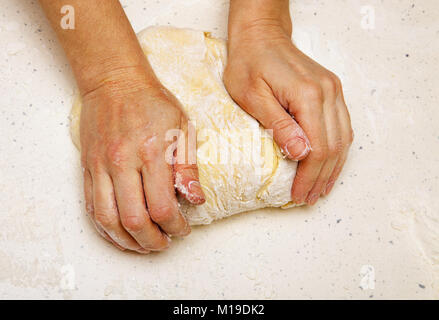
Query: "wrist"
77 60 160 98
228 0 292 41
78 64 162 102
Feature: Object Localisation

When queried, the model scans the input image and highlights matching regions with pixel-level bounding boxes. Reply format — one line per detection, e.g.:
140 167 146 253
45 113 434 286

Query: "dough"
70 26 297 225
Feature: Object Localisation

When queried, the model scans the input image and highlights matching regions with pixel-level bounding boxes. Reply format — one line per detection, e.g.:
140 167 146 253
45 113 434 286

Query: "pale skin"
39 0 353 253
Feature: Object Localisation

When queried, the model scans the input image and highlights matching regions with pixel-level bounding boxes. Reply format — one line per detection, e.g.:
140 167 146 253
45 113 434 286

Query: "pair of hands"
81 23 353 253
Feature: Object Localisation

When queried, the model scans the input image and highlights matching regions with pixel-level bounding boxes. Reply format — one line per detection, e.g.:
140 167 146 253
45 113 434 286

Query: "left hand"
224 19 353 205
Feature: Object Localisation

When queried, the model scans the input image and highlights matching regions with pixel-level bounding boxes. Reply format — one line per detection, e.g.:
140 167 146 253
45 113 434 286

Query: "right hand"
224 20 353 206
80 70 205 253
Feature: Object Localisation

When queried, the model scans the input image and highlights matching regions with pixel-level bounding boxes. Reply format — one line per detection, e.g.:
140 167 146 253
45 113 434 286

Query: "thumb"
174 164 205 205
245 94 311 161
272 112 311 161
173 118 206 205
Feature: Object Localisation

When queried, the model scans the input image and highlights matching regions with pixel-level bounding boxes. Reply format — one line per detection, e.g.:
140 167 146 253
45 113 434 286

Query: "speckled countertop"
0 0 438 299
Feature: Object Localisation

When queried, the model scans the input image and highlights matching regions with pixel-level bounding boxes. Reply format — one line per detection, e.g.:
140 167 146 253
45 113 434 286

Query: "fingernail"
324 181 335 195
285 138 310 160
307 193 319 205
188 181 202 196
187 181 205 204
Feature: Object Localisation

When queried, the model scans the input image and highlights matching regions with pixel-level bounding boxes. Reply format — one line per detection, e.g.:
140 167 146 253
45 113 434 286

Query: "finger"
112 169 170 251
324 96 354 195
306 98 342 205
336 90 354 139
324 148 349 196
306 158 338 205
239 86 311 161
289 92 328 204
291 156 325 204
92 170 144 251
84 169 130 252
142 149 191 236
174 119 205 205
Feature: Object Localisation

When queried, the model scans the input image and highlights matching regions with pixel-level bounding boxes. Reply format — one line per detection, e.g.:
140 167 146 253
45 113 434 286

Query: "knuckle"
341 128 354 147
239 86 259 106
139 143 161 167
333 72 342 85
334 75 343 89
149 206 175 225
312 145 329 162
94 210 116 230
270 116 294 133
105 140 129 168
320 74 339 94
121 214 145 233
299 80 324 103
86 153 102 171
229 77 261 108
328 139 343 158
347 128 355 145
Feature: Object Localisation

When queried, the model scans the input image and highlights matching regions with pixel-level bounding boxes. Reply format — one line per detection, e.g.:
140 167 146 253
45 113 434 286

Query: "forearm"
39 0 157 95
228 0 292 41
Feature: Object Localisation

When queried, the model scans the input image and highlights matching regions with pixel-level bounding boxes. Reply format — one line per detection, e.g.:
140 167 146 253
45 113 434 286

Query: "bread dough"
70 26 297 225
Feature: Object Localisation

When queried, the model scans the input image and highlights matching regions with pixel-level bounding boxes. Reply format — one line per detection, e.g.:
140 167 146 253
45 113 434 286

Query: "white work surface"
0 0 438 299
